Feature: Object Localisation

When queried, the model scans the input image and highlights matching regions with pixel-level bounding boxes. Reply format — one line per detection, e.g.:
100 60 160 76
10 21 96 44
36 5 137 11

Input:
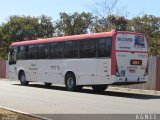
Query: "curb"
108 87 160 96
0 106 49 120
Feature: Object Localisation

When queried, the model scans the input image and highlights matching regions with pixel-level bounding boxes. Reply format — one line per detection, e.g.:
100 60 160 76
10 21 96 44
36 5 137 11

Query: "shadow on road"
13 83 160 100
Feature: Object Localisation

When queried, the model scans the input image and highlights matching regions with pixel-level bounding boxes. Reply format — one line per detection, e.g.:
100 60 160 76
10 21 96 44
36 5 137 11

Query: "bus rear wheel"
92 85 108 92
65 73 77 91
19 72 29 86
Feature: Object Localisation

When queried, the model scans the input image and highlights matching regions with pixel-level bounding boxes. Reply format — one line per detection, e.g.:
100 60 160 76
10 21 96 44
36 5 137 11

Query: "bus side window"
17 46 27 60
50 42 63 59
37 44 49 59
79 39 96 58
26 45 37 59
97 37 112 58
9 47 17 65
64 41 78 58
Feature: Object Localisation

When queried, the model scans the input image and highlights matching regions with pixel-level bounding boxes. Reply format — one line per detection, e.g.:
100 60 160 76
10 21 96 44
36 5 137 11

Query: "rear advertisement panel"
116 33 147 52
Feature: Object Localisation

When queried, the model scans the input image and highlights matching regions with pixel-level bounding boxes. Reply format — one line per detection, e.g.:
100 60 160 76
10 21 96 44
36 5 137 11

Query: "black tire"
44 82 52 87
65 73 77 91
19 72 29 86
92 85 108 92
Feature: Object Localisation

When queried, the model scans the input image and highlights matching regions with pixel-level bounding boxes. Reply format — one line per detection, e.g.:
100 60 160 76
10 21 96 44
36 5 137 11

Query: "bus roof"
11 30 145 46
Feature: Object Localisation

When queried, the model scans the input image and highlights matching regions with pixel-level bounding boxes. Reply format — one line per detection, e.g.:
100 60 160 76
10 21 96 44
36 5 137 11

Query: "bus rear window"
116 33 147 52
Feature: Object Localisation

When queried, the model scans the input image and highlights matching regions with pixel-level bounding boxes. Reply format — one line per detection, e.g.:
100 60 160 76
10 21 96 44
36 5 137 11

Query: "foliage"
90 0 128 32
92 15 127 32
0 12 160 59
127 15 160 56
149 38 160 56
1 15 54 42
127 15 160 38
107 15 127 31
55 12 94 36
0 15 54 59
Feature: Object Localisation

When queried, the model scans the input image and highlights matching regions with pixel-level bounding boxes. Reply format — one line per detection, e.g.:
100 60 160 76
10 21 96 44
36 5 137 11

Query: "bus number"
130 60 142 65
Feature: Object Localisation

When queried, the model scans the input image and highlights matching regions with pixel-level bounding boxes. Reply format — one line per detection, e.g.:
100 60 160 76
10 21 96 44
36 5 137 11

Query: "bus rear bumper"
112 76 148 85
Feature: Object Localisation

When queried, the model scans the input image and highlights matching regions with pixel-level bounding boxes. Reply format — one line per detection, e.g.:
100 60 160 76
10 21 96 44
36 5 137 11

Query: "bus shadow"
13 84 160 100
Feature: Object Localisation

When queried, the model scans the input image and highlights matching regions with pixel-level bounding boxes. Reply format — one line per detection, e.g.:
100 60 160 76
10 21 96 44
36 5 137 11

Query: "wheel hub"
67 77 74 88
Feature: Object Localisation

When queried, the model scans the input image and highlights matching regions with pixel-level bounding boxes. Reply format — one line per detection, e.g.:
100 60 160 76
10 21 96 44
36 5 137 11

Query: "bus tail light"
115 65 120 77
144 63 148 76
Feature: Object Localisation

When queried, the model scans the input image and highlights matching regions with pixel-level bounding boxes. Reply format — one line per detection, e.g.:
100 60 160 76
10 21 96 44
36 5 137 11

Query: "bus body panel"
63 58 112 85
9 59 112 85
92 58 112 85
115 52 148 82
8 64 17 80
116 52 148 77
63 59 96 85
9 60 64 84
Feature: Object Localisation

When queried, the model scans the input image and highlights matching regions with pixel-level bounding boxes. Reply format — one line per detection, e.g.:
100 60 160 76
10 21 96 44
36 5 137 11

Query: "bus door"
8 46 18 80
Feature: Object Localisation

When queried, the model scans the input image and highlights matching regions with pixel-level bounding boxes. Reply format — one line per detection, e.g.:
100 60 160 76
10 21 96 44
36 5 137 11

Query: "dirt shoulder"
0 107 42 120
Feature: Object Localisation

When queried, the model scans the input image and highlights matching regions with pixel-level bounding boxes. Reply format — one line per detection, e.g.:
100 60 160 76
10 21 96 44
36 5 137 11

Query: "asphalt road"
0 79 160 120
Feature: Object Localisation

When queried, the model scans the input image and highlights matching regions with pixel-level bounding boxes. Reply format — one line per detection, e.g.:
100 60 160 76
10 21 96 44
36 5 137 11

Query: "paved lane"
0 80 160 119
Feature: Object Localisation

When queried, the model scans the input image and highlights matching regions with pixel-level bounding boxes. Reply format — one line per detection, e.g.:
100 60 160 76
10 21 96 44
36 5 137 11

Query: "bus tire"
44 82 52 87
19 72 29 86
65 73 76 91
92 85 108 92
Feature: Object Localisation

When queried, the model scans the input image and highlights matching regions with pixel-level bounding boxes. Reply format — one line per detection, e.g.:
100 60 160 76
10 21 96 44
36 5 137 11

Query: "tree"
55 12 94 36
149 39 160 56
37 15 55 38
107 15 127 31
90 0 128 32
1 15 54 42
0 26 7 60
127 15 160 56
0 15 54 59
92 15 128 32
90 0 119 19
127 15 160 38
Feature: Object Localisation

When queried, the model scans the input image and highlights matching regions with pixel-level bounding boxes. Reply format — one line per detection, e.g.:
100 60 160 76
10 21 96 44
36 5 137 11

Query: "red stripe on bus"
11 30 146 46
111 32 117 75
11 31 116 46
117 31 146 36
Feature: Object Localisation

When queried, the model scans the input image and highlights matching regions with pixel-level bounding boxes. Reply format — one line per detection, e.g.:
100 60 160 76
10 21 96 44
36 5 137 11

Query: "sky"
0 0 159 24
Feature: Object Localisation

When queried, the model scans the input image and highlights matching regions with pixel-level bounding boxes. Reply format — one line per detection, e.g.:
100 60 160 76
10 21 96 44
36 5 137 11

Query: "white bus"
8 30 148 91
